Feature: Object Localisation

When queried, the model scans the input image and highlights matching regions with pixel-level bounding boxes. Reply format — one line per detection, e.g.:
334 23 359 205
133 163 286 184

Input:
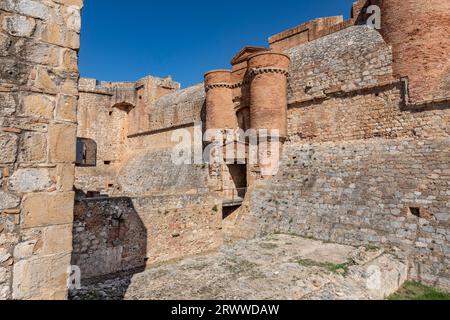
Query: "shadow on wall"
69 194 147 300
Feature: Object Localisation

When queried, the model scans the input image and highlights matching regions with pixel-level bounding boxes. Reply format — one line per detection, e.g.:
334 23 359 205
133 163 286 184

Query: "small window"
76 138 97 167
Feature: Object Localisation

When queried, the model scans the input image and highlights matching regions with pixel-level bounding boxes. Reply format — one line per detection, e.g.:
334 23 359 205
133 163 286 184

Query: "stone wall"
0 0 83 299
128 76 180 136
249 136 450 289
147 83 205 134
72 194 223 279
237 25 450 289
287 83 450 143
76 79 128 195
117 149 209 196
74 79 214 280
72 197 146 279
286 26 393 104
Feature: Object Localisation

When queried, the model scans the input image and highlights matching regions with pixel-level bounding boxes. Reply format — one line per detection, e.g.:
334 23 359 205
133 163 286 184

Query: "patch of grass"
388 281 450 300
297 259 350 276
224 258 264 279
365 244 380 251
186 262 210 271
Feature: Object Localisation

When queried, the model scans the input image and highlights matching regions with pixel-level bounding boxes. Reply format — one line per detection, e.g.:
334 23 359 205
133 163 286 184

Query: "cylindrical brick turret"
380 0 450 102
248 52 290 138
204 70 237 132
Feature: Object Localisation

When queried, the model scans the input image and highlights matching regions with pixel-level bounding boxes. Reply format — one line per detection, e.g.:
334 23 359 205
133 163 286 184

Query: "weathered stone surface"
40 23 80 50
72 195 222 279
70 235 407 300
55 95 77 122
56 164 74 192
1 0 449 300
19 224 72 258
0 267 9 283
22 43 60 67
9 168 53 193
0 92 16 116
286 26 393 103
48 123 76 163
18 132 47 163
246 137 450 289
118 149 208 195
1 14 36 37
21 94 55 119
0 0 50 20
0 248 11 264
1 0 82 300
0 58 30 85
12 253 71 300
0 283 10 299
62 49 78 73
21 192 74 229
30 67 58 93
0 32 11 56
0 132 18 164
13 240 37 260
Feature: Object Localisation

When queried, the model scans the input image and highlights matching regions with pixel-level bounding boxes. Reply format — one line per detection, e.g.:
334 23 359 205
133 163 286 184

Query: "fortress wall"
117 149 209 196
0 0 83 299
214 21 450 288
128 76 180 136
119 83 209 197
147 83 205 134
76 80 129 195
288 84 450 143
239 27 450 289
131 194 222 265
287 26 393 104
73 84 215 280
250 136 450 289
379 0 450 102
72 194 222 279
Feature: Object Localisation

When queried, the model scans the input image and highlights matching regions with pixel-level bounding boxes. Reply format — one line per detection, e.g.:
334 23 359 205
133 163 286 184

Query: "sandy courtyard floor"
71 234 408 300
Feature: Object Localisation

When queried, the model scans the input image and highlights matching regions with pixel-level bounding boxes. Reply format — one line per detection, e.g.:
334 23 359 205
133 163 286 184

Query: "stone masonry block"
21 94 55 119
0 190 20 210
55 94 77 122
21 192 74 229
15 224 72 260
48 122 76 163
0 132 19 164
9 168 53 193
56 164 75 192
1 14 36 37
0 92 17 117
12 253 70 300
0 0 50 20
18 131 47 163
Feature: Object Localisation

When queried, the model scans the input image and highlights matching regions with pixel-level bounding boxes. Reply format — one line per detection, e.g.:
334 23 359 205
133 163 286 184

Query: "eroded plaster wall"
0 0 83 299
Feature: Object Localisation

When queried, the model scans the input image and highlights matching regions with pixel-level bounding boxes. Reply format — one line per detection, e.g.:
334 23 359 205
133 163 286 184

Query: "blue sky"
79 0 355 87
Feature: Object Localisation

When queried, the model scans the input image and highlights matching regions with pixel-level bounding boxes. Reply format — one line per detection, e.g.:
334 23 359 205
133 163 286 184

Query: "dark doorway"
227 164 247 195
